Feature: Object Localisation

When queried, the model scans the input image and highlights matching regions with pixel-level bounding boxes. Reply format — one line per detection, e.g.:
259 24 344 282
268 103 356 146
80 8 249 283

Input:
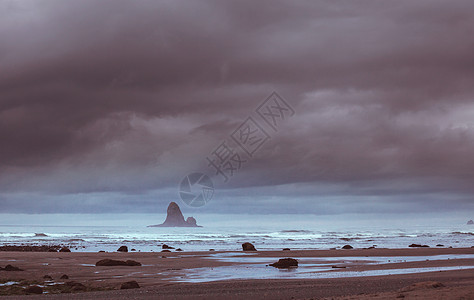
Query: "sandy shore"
1 247 473 299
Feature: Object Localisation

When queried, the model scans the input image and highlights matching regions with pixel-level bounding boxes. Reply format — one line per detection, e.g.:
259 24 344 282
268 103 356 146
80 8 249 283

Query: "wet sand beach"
1 247 473 299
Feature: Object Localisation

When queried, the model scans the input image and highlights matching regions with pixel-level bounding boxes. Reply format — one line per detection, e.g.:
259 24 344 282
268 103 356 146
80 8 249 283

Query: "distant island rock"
467 220 474 225
148 202 201 227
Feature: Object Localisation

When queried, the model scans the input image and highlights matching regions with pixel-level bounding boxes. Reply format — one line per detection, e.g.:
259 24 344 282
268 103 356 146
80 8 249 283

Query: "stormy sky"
1 0 474 215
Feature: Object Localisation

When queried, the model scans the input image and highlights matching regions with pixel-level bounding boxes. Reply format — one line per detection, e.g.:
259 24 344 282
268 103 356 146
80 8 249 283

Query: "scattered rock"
95 259 141 266
60 274 69 279
342 245 353 249
117 246 128 252
176 248 183 251
467 220 474 225
269 258 298 268
399 281 445 292
242 242 257 251
282 248 291 251
131 249 136 251
161 250 171 252
65 281 87 291
0 264 23 271
99 250 105 253
409 244 429 248
59 247 71 252
162 244 174 249
332 266 347 268
120 280 140 289
148 202 201 227
0 245 61 252
209 249 215 251
43 275 53 280
25 285 43 294
34 233 48 237
436 244 444 247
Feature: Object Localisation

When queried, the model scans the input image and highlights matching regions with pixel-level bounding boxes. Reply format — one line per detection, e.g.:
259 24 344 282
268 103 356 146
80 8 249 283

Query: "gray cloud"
1 0 474 213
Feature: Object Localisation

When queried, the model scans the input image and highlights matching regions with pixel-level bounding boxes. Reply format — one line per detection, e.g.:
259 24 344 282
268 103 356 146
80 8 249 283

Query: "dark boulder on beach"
409 244 429 248
162 244 174 249
342 245 353 249
43 275 53 280
269 258 298 268
95 259 141 266
282 248 291 251
467 220 474 225
1 264 23 271
148 202 201 227
59 247 71 252
25 286 43 294
242 242 257 251
121 280 140 289
117 246 128 252
60 274 69 279
0 245 61 252
161 249 171 252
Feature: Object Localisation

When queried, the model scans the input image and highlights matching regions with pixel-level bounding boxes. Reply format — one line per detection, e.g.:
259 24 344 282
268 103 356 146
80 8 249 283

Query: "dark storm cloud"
1 0 474 213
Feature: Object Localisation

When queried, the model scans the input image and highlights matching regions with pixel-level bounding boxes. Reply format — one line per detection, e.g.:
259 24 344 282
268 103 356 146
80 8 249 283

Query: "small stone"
60 274 69 279
120 280 140 289
25 286 43 294
342 245 353 249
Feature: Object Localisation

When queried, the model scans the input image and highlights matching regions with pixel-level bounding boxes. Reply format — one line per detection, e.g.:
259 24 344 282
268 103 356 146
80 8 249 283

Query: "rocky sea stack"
148 202 201 227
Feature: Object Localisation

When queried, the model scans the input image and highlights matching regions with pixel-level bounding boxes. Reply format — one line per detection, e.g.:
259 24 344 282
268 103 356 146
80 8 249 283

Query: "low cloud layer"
1 0 474 214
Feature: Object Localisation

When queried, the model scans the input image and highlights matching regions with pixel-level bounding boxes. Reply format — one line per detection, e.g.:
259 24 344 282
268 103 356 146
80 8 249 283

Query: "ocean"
0 213 472 252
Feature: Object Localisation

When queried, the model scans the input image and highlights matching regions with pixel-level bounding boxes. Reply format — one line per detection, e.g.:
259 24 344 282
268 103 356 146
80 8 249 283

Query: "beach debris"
148 202 201 227
162 244 174 249
0 264 23 271
399 281 444 292
25 285 43 294
60 274 69 279
95 259 142 266
59 247 71 252
467 220 474 225
117 246 128 252
120 280 140 289
282 248 291 251
342 245 353 249
34 233 48 237
242 242 257 251
269 258 298 268
408 244 429 248
43 275 53 280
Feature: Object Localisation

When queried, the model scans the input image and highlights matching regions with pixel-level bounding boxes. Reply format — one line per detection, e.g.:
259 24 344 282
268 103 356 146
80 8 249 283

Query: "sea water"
0 213 472 252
